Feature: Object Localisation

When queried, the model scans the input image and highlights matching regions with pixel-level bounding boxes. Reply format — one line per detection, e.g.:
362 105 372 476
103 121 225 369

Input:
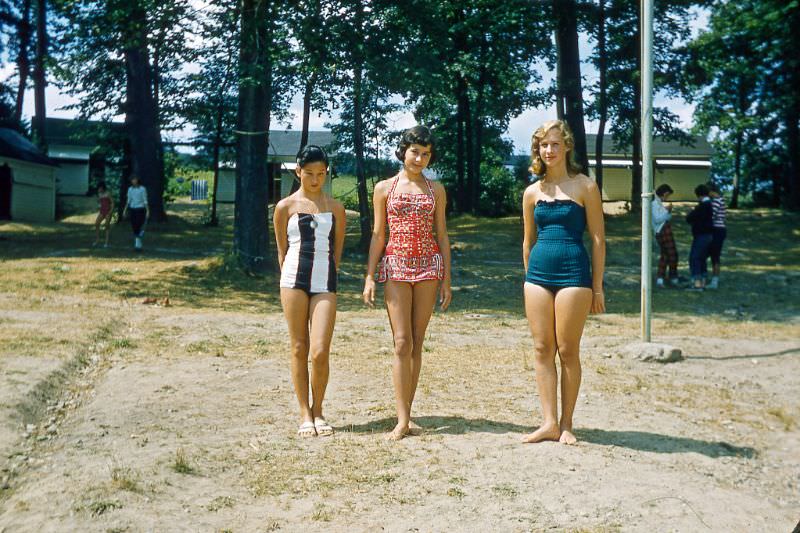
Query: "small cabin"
0 128 58 222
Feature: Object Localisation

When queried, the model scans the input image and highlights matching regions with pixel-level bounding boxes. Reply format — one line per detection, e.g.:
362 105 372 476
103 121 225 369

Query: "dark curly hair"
395 126 436 165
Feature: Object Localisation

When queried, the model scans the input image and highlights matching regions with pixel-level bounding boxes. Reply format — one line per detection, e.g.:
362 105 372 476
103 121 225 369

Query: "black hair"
655 184 673 197
706 181 720 193
694 184 710 197
296 145 329 168
395 126 436 164
97 182 107 191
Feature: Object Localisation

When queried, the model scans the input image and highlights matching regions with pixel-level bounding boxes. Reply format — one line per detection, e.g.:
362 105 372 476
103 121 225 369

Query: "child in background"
706 182 727 289
652 183 679 288
686 184 714 290
123 176 148 251
93 182 113 248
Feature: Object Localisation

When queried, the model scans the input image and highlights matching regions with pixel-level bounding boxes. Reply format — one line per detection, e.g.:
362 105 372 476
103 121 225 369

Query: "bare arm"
583 178 606 314
333 200 346 269
432 182 452 311
521 185 538 271
362 181 389 307
273 201 290 270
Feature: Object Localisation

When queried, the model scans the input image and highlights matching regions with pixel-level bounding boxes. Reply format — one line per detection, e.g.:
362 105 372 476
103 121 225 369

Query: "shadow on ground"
578 428 757 458
341 415 531 435
689 346 800 361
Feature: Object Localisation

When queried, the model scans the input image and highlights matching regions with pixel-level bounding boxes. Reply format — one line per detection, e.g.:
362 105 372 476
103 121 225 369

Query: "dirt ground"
1 203 799 532
0 288 798 532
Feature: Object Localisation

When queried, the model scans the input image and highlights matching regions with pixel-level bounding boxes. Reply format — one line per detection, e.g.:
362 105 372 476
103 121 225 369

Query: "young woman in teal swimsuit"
521 120 606 445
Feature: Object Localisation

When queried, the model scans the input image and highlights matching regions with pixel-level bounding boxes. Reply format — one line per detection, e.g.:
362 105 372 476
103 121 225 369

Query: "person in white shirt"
652 184 679 287
122 175 149 251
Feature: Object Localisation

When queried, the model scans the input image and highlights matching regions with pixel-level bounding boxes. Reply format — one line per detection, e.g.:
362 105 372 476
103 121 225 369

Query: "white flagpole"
641 0 654 341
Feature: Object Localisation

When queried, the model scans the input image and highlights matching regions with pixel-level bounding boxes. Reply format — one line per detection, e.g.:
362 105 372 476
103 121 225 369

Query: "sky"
1 7 708 156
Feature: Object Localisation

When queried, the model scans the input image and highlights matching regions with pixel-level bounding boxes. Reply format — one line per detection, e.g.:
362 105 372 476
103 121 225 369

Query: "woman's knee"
309 345 330 367
290 338 309 358
557 343 581 364
393 334 413 358
532 339 556 361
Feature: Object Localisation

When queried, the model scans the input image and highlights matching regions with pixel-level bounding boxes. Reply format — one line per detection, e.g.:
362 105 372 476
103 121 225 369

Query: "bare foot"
385 423 409 441
521 422 561 443
407 420 423 436
559 429 578 445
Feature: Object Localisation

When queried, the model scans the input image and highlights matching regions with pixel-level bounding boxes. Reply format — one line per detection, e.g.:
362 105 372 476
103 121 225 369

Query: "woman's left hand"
591 290 605 314
439 281 452 311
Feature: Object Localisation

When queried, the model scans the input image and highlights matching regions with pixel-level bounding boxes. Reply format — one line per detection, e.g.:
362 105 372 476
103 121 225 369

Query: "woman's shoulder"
523 181 541 199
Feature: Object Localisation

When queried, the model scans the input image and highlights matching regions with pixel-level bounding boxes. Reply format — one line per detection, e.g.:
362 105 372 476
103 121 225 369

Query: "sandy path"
1 303 798 532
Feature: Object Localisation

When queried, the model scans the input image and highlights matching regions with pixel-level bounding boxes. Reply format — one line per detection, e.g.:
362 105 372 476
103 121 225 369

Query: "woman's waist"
385 241 440 255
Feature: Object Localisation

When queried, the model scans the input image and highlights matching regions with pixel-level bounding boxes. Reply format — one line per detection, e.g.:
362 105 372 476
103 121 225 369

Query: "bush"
478 165 524 216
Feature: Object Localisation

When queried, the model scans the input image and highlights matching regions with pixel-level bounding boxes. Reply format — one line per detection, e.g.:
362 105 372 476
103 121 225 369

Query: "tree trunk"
554 0 589 174
352 1 371 251
300 75 314 149
123 4 166 222
117 138 132 224
594 0 607 194
456 93 466 213
555 30 565 120
785 104 799 210
630 8 642 211
353 66 371 251
471 36 488 213
209 113 223 226
234 0 270 273
732 129 742 209
455 73 475 213
32 0 46 149
14 0 32 124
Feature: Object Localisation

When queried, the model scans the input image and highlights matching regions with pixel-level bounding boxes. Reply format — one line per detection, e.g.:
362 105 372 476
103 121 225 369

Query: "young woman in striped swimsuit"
274 145 346 438
363 126 452 441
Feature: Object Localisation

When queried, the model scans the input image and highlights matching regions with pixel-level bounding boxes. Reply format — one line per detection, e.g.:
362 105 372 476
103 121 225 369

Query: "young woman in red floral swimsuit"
363 126 452 441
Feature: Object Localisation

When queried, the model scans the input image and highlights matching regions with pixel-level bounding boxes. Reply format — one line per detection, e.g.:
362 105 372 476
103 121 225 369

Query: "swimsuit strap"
425 178 436 211
387 175 401 206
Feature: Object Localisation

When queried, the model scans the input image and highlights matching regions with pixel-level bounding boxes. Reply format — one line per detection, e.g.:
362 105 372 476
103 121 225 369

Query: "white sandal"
297 421 317 438
314 417 334 437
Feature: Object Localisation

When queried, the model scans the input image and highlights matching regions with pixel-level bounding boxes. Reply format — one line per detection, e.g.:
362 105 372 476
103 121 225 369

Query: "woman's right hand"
363 276 376 308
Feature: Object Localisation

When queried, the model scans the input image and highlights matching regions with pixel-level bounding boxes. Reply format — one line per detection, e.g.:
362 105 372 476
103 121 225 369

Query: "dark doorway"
0 164 12 220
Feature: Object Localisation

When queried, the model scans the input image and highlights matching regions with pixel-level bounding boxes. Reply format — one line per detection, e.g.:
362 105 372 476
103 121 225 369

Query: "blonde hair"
529 119 582 176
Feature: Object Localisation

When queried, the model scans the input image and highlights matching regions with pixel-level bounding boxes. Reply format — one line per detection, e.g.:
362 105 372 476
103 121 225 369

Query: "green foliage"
477 165 523 217
686 0 800 208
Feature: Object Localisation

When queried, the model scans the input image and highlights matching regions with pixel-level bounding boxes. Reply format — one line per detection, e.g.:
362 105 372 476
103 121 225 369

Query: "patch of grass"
111 338 135 350
110 465 140 493
311 502 333 522
172 447 195 474
83 499 122 517
491 484 519 498
767 407 795 430
206 495 235 512
446 487 465 499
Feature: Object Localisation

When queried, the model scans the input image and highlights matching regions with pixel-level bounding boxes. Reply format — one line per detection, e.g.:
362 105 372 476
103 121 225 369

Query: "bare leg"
522 283 561 443
103 215 112 245
94 213 103 244
554 287 592 445
407 280 438 434
308 293 336 420
280 288 314 433
384 280 414 440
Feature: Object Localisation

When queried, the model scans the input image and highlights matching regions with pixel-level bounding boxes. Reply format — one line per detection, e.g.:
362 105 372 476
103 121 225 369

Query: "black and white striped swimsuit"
279 212 337 294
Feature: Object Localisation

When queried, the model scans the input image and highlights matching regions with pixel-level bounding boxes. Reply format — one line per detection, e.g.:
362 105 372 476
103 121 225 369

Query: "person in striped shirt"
706 182 727 290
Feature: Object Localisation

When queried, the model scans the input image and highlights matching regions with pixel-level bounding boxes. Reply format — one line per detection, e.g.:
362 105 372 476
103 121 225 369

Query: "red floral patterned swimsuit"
377 175 444 283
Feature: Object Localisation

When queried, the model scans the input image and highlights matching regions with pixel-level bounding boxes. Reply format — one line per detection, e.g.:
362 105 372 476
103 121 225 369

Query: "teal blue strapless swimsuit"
525 199 592 293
